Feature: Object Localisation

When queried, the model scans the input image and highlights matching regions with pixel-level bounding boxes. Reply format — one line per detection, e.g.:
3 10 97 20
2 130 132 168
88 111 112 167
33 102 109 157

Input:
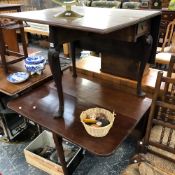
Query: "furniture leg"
63 43 69 57
52 133 69 175
48 47 64 118
137 35 153 97
24 32 29 45
0 97 6 110
0 27 8 74
0 117 9 140
70 41 77 78
16 6 28 57
19 22 28 58
36 124 42 134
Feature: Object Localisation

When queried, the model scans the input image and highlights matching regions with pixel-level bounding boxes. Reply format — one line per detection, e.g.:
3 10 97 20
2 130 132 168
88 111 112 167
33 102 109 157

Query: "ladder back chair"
162 19 175 52
143 58 175 162
121 57 175 175
156 20 175 67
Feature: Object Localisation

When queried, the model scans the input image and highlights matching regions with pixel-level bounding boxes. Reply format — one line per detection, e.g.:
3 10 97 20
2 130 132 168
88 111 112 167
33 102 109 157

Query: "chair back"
143 57 175 162
122 2 141 9
161 19 175 52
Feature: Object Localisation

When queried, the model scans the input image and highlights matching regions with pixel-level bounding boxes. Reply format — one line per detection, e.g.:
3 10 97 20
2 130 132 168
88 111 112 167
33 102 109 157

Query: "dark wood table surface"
0 6 160 33
0 62 52 96
8 70 151 174
0 7 160 117
1 8 155 174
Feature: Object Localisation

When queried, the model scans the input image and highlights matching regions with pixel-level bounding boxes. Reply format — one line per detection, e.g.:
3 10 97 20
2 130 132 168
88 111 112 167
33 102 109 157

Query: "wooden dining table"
0 6 161 116
0 7 156 174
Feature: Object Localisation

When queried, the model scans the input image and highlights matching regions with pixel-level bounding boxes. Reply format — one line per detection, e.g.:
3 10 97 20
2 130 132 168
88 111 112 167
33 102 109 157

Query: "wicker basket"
80 108 115 137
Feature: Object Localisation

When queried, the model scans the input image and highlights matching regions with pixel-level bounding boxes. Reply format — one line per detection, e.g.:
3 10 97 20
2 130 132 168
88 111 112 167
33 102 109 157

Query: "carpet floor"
0 136 136 175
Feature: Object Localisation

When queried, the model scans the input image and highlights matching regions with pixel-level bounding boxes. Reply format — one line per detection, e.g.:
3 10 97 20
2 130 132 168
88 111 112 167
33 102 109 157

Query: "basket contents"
83 113 110 127
80 108 115 137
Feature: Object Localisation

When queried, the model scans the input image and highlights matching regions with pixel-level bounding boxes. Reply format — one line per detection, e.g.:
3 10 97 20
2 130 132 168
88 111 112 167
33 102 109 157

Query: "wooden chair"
0 5 28 74
143 71 175 162
155 20 175 66
121 57 175 175
161 20 175 53
144 55 175 151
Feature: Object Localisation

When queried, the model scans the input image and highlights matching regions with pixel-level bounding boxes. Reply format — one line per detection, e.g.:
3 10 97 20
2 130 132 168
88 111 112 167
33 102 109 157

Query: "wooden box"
24 130 82 175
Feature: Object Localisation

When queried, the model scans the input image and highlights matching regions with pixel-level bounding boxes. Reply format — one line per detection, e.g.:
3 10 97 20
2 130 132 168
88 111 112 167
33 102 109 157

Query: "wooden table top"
8 70 152 156
0 6 161 34
0 61 52 96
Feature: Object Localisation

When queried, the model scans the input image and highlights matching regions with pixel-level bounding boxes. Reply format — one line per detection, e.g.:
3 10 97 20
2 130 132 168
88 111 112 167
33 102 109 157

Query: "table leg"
52 133 69 175
48 47 64 117
19 22 28 58
137 35 153 97
0 27 8 74
70 41 77 78
0 97 5 109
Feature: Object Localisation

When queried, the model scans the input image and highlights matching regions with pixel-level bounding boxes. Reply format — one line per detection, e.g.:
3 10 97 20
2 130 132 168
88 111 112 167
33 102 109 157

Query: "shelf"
0 61 52 96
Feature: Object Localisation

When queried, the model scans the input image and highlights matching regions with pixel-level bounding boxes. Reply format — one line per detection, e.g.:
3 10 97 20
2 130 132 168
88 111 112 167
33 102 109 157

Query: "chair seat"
121 153 175 175
155 52 172 65
121 163 140 175
157 46 171 53
121 124 175 175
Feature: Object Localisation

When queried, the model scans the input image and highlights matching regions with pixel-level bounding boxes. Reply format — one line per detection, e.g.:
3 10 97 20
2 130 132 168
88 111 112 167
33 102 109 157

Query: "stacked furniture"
159 9 175 47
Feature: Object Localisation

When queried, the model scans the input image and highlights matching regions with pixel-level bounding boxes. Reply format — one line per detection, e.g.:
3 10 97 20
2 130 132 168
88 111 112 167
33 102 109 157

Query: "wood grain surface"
0 6 161 34
8 70 152 156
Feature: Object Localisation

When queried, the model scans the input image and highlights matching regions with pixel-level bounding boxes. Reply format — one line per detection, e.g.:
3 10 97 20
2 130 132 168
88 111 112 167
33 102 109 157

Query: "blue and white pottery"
25 55 46 75
7 72 29 84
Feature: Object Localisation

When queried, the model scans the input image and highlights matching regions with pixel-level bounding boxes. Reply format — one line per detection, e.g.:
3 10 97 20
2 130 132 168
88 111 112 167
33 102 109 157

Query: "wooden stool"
0 4 28 74
0 22 28 74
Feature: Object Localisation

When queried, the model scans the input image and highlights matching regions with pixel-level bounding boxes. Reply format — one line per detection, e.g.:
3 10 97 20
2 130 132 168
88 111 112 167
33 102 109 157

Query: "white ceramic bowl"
25 55 46 74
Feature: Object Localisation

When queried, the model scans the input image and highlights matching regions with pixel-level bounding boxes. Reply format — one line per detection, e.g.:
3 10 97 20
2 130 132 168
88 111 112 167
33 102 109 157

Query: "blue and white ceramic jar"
25 55 46 75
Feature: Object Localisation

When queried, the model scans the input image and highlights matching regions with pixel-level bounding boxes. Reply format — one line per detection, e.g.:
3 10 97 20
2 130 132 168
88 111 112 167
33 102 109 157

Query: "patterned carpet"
0 135 136 175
